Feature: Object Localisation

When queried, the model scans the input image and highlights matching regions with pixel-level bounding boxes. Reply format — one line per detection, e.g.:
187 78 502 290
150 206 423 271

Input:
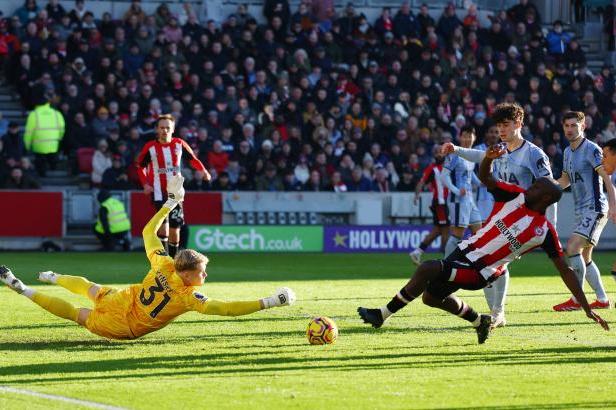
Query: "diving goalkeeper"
0 175 296 340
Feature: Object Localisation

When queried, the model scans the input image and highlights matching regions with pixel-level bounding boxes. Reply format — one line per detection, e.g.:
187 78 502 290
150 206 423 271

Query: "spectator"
93 189 131 251
4 166 40 189
546 20 571 61
3 122 24 164
347 165 372 192
211 171 234 190
256 163 283 191
14 0 40 25
303 169 324 191
101 155 132 190
91 138 112 186
186 170 210 191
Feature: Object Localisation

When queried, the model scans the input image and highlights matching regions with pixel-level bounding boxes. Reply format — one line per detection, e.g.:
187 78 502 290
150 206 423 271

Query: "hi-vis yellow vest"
95 197 131 234
24 103 65 154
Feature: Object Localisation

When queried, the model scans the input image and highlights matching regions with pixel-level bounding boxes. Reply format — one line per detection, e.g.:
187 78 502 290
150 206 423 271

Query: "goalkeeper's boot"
357 307 385 328
409 249 423 266
553 298 581 311
589 299 612 309
475 314 492 344
0 265 26 294
38 271 57 284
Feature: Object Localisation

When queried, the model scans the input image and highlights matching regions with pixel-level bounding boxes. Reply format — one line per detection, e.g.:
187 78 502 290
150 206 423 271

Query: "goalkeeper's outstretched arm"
143 174 185 260
193 288 296 316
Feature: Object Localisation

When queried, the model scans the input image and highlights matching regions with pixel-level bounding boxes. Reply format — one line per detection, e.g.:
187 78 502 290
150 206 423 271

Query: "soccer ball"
306 316 338 345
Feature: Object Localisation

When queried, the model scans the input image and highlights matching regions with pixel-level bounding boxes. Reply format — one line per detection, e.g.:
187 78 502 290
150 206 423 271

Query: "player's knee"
566 238 583 256
77 308 91 326
416 260 441 280
422 292 439 307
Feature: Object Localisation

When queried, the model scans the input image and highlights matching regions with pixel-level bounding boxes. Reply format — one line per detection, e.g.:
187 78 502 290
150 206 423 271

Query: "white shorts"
448 198 482 228
573 212 607 246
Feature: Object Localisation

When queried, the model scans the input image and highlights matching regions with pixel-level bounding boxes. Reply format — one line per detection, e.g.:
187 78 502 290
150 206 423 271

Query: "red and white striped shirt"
419 163 448 205
458 181 563 281
137 138 207 201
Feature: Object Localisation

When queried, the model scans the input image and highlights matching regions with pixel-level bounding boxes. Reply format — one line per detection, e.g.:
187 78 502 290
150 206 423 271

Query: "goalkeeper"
0 175 296 340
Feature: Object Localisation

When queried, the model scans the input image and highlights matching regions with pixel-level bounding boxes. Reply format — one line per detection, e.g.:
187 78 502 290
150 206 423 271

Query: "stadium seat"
77 147 95 174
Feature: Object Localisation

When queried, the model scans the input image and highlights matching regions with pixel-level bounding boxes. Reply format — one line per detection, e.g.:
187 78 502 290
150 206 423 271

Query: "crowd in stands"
0 0 615 191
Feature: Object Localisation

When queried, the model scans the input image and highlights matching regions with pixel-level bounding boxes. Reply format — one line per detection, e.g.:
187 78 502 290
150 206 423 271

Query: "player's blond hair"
174 249 209 272
157 114 176 125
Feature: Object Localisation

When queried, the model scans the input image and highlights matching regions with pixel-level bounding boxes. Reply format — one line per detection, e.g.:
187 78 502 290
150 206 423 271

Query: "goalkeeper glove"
262 287 296 309
164 174 186 209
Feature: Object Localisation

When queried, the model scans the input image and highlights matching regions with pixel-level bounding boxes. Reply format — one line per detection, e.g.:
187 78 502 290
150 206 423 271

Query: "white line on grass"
0 386 128 410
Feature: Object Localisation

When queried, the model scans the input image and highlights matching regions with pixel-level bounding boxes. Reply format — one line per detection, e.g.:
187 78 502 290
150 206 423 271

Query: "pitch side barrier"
1 190 616 252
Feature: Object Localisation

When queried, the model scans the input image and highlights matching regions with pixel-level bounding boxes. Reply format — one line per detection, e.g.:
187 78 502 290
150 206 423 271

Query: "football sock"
30 291 79 322
485 271 509 313
444 235 461 257
158 236 169 253
611 271 616 283
569 254 586 303
383 288 415 317
56 275 95 298
169 242 179 258
457 301 480 326
419 242 428 251
585 261 608 302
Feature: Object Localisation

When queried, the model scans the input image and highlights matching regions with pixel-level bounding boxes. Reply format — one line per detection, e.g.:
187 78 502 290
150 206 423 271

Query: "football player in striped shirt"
358 145 608 344
441 103 553 328
553 111 616 311
137 114 211 257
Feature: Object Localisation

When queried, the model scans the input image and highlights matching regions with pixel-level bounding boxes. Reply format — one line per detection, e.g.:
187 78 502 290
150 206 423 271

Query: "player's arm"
478 144 506 190
442 142 486 163
543 224 609 330
189 288 296 315
557 171 570 189
180 139 211 181
414 166 430 203
440 167 462 196
142 175 185 261
136 142 154 194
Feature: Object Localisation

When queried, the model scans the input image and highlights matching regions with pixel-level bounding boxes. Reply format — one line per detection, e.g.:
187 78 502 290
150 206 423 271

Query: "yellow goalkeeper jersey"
84 205 261 340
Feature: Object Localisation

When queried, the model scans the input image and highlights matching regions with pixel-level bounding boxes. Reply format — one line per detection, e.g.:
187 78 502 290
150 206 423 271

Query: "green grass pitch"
1 251 616 409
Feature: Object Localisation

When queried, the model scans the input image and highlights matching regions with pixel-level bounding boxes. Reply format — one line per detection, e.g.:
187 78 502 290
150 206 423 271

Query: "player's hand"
587 310 609 331
143 184 154 194
459 188 467 196
167 174 185 202
486 143 507 159
273 287 296 307
203 169 212 182
441 142 456 156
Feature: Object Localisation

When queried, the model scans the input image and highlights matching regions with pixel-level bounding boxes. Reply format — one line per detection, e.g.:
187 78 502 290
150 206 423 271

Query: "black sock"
456 301 479 324
158 237 168 253
169 243 179 258
386 287 415 314
419 242 428 251
611 271 616 278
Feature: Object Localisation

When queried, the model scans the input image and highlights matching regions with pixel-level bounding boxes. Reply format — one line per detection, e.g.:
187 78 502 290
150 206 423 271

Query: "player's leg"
38 271 102 303
445 201 470 257
358 260 443 328
583 246 611 308
553 233 588 311
611 261 616 283
0 266 85 323
167 203 184 258
422 291 492 344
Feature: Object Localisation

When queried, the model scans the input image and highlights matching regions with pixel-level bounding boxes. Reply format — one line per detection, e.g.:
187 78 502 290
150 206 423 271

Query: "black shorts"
153 200 184 228
425 250 488 299
430 201 449 227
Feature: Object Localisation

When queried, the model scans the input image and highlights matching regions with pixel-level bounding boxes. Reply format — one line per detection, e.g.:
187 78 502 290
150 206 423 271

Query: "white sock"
380 306 392 320
568 254 586 303
261 296 276 309
487 272 508 314
586 261 609 302
23 287 34 298
444 235 461 257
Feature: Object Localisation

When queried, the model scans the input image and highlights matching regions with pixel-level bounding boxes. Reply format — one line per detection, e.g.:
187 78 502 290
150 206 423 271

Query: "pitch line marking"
0 386 129 410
